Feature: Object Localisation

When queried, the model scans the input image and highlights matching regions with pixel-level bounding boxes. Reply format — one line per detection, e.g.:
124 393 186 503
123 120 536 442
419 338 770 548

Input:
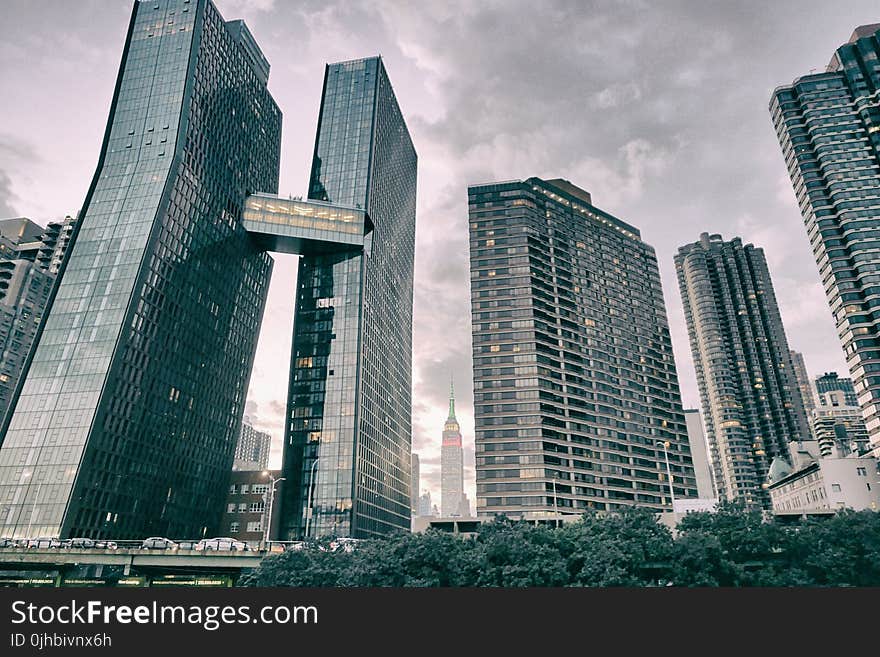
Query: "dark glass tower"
280 57 417 539
675 233 811 509
469 178 697 519
771 24 880 454
0 0 281 539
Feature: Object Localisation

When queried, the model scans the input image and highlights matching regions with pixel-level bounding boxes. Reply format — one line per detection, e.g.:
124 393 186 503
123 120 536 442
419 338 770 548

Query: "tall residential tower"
771 24 880 454
676 233 811 509
233 417 272 471
469 178 697 519
0 216 77 421
789 350 817 415
815 372 859 407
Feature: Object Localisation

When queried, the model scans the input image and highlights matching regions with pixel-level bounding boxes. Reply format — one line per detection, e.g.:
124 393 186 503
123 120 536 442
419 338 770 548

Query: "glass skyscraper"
469 178 697 519
0 0 281 539
279 57 417 540
675 233 811 509
771 24 880 454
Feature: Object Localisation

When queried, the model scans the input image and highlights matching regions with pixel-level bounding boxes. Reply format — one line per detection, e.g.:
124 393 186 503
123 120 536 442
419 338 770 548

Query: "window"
249 502 265 513
238 503 247 513
228 485 236 495
227 503 235 513
247 521 262 533
240 484 250 494
229 522 239 533
832 483 842 492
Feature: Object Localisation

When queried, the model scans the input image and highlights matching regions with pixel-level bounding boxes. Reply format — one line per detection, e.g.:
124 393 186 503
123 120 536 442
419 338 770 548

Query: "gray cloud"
0 171 18 216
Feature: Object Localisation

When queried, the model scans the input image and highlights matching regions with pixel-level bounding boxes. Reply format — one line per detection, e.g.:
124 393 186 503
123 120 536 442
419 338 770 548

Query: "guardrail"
0 539 358 553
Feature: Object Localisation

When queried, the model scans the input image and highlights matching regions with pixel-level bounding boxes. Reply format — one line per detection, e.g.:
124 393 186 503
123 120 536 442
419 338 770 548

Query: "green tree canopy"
239 507 880 587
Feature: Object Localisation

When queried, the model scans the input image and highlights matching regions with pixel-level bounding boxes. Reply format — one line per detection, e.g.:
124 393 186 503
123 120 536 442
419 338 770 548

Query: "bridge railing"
0 537 360 553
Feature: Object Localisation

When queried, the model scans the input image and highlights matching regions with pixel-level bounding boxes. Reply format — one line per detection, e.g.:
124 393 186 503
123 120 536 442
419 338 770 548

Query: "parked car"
330 538 359 553
27 537 63 549
94 540 118 550
66 537 96 549
141 537 177 550
0 537 23 548
176 540 199 551
195 537 248 551
284 541 308 552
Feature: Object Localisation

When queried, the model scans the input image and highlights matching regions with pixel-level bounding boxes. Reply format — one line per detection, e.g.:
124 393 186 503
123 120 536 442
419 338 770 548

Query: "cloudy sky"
1 0 877 510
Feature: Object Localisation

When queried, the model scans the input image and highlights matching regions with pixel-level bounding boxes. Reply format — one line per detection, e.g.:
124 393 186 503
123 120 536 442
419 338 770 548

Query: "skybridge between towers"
242 194 371 254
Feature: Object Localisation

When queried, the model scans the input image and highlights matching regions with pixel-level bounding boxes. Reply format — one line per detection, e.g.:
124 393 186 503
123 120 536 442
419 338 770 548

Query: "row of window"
226 502 265 513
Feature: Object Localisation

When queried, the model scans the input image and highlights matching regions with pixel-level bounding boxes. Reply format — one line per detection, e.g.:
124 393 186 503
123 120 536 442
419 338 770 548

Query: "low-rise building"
220 470 283 544
766 451 880 513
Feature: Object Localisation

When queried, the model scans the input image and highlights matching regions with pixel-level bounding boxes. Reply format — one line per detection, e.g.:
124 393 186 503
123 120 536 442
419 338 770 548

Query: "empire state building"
441 380 467 517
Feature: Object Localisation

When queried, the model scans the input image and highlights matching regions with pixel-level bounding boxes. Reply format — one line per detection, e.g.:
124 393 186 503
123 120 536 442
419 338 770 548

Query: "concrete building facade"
469 177 697 520
767 453 880 513
771 24 880 453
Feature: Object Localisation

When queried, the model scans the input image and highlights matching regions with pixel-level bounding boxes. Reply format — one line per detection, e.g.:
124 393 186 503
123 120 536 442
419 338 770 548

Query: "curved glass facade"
0 0 281 539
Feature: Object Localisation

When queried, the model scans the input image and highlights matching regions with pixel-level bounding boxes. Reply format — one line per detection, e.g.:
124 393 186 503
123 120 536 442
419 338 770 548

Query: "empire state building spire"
448 377 456 420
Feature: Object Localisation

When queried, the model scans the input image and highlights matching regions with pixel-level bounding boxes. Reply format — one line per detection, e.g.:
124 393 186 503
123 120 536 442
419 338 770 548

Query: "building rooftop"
543 178 592 205
828 23 880 71
226 19 270 84
847 23 880 45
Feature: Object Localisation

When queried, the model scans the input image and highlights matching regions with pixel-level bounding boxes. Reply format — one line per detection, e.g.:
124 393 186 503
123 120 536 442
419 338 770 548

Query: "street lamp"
656 441 676 508
304 458 320 539
261 471 285 546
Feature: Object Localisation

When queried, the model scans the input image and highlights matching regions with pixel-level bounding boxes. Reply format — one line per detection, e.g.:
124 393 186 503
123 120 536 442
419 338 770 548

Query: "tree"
239 506 880 587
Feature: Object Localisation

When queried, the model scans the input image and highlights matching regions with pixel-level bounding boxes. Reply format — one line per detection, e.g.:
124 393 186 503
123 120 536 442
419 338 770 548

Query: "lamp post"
261 471 285 546
656 440 676 508
304 458 320 539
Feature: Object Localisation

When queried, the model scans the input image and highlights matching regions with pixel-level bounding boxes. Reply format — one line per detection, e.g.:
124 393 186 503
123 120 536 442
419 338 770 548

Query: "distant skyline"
2 0 877 510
